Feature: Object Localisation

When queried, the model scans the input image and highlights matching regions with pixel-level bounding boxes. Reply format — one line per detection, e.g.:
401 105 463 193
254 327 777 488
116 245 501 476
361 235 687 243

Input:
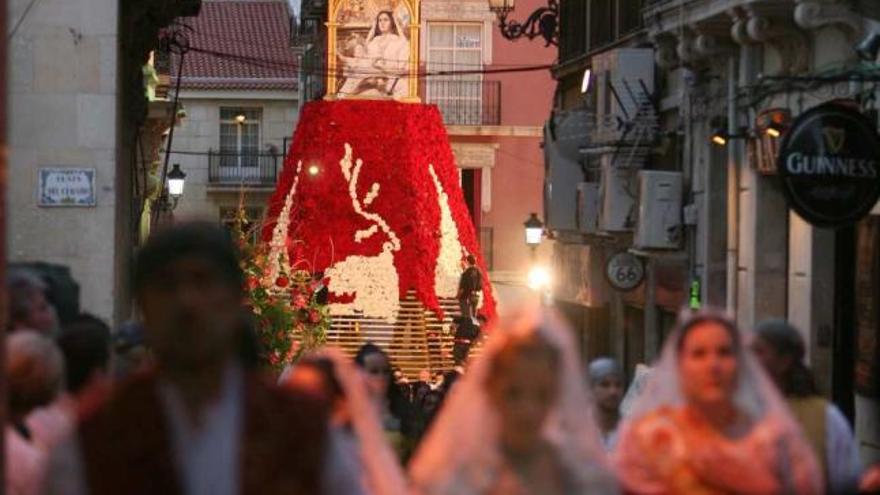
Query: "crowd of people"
4 221 880 494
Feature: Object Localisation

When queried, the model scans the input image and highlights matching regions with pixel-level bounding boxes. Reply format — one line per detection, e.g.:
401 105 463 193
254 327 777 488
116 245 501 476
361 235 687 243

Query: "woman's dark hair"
753 319 818 397
58 313 111 393
675 312 741 354
374 10 399 36
354 342 385 366
354 342 410 424
236 312 261 370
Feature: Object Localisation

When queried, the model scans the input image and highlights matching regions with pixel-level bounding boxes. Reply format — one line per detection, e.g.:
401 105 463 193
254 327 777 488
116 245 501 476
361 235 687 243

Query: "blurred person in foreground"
751 319 862 494
282 349 408 495
409 305 618 494
587 357 624 450
45 222 329 495
6 331 64 495
27 314 112 451
7 268 60 335
613 309 823 494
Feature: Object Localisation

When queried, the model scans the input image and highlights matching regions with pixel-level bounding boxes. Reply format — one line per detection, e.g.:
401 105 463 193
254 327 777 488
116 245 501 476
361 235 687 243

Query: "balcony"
208 150 280 187
423 80 501 126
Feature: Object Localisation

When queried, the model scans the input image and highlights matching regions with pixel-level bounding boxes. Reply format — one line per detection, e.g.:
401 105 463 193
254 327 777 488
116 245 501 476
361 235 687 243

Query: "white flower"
429 165 465 299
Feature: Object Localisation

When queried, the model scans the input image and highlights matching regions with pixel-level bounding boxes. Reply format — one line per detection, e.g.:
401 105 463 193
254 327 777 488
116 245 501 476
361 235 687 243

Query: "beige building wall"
169 93 299 224
7 0 121 324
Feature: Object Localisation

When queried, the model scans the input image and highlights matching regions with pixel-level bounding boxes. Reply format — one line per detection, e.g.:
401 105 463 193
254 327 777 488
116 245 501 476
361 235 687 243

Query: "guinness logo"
777 103 880 227
823 126 846 153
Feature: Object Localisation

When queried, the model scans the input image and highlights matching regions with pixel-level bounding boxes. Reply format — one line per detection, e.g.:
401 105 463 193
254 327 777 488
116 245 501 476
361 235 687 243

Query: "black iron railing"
424 80 502 126
208 151 280 185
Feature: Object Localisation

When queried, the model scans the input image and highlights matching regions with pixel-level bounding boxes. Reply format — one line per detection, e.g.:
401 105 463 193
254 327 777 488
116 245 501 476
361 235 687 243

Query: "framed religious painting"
326 0 420 102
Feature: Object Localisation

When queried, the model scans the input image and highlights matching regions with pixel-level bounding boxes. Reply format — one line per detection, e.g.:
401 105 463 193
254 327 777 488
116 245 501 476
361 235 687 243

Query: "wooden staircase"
327 291 479 379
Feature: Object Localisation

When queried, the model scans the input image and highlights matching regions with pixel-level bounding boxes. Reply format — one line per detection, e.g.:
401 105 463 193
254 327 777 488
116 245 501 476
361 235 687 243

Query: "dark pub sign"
777 102 880 227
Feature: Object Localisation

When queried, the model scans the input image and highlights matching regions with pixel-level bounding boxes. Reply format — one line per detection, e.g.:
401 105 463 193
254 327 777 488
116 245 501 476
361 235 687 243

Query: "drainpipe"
726 55 739 315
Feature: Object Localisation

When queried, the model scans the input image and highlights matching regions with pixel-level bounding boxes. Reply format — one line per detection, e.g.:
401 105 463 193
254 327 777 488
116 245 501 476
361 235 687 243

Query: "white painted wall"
170 96 299 222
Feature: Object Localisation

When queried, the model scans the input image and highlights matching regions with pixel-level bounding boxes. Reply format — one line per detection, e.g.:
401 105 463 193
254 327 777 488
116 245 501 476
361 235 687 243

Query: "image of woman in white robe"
338 10 410 99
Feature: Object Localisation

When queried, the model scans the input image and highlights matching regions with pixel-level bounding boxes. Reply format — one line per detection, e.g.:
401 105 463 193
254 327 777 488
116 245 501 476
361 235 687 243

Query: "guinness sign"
777 103 880 227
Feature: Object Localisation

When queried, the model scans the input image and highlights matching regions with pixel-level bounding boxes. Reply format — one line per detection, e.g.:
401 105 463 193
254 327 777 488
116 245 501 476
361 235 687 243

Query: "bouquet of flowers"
231 208 330 373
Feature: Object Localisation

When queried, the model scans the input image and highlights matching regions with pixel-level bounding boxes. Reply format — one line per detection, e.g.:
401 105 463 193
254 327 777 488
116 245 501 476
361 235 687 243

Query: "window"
560 0 587 62
219 108 262 169
589 0 615 48
426 23 483 125
220 206 264 245
561 0 647 55
618 0 644 36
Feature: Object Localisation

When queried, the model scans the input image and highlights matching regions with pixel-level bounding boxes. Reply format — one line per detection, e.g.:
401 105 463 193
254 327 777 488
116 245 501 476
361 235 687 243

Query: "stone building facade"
547 0 880 464
7 0 199 325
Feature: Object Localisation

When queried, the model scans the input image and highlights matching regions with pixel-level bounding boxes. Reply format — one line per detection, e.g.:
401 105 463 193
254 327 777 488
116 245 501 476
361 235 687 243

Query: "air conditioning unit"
634 171 683 249
599 157 637 232
576 182 600 234
543 115 586 232
593 48 655 142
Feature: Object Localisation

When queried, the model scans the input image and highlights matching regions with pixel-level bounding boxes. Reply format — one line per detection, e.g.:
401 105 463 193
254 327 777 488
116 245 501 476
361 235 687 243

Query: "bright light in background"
765 122 783 138
525 227 542 245
527 265 552 291
308 164 320 176
580 68 592 94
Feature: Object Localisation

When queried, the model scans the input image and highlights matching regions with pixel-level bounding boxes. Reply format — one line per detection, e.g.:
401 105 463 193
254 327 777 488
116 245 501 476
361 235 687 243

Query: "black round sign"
777 103 880 228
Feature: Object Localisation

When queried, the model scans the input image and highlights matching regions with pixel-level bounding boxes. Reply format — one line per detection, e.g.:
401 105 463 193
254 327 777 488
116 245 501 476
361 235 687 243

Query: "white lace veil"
613 308 823 494
282 349 408 495
408 304 618 495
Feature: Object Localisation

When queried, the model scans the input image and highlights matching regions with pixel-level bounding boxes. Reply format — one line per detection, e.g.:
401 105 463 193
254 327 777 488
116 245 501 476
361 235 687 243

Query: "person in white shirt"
587 357 624 450
44 222 331 495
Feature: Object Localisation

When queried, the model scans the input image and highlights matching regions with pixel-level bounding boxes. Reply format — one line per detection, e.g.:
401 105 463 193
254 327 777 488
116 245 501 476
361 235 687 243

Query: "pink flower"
293 294 308 309
308 309 321 323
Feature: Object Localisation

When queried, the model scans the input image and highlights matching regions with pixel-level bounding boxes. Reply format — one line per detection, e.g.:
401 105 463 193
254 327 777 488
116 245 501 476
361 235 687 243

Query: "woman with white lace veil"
282 348 408 495
613 308 823 494
408 305 618 495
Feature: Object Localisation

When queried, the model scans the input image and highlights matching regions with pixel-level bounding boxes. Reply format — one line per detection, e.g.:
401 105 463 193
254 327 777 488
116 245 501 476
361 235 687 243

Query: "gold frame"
326 0 421 103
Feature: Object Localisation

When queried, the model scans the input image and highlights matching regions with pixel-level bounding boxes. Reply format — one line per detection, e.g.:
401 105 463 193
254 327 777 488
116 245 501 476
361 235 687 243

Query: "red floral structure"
263 100 495 373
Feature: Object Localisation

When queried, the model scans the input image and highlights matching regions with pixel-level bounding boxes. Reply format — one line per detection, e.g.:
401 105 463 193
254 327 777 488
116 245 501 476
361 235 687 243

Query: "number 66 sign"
605 251 645 292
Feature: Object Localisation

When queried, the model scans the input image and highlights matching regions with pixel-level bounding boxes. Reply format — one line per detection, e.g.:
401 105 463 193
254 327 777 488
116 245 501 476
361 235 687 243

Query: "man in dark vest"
45 222 331 495
456 254 482 322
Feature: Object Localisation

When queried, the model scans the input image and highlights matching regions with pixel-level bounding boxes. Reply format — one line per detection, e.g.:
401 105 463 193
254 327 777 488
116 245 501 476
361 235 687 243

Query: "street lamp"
488 0 559 46
167 163 187 199
524 212 544 252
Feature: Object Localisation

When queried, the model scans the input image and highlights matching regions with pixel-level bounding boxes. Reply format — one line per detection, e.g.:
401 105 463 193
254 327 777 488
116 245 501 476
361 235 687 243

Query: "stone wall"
7 0 120 324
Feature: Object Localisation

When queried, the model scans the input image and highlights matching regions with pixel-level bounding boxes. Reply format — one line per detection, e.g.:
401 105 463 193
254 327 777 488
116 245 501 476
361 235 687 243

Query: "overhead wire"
189 29 548 68
177 44 556 80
